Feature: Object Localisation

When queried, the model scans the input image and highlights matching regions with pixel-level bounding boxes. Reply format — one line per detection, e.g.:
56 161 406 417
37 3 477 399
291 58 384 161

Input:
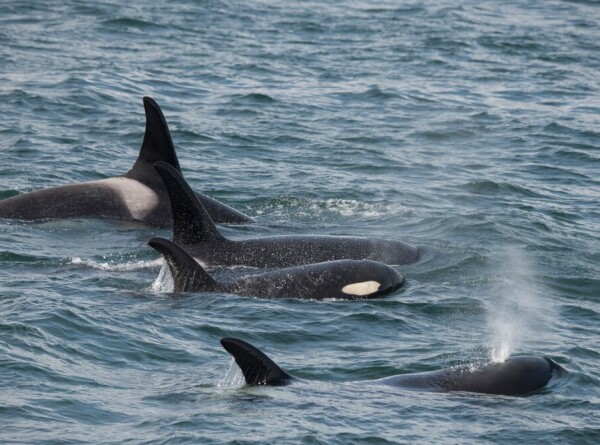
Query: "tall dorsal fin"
153 161 226 245
130 97 181 174
148 237 218 292
220 338 293 386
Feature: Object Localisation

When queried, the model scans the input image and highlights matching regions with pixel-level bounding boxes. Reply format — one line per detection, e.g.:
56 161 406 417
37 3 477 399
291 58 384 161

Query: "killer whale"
220 338 565 396
0 97 253 227
153 161 420 267
149 237 404 300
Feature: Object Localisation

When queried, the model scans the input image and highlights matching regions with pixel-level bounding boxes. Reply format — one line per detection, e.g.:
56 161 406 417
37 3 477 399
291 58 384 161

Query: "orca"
153 161 420 267
148 237 404 300
220 338 565 396
0 97 253 227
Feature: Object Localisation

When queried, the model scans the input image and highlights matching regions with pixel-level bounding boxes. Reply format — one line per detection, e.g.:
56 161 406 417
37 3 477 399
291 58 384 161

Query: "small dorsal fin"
220 338 293 386
153 161 226 245
130 97 181 174
148 237 218 292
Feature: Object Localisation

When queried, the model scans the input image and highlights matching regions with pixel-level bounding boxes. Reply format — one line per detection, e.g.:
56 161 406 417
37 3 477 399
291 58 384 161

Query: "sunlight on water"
151 262 174 292
217 359 245 388
487 247 552 363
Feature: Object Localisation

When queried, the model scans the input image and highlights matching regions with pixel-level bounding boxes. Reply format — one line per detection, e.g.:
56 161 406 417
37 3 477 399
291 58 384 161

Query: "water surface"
1 1 599 443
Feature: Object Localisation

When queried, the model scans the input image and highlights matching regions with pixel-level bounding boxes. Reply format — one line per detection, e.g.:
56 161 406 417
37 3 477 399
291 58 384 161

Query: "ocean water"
1 0 599 443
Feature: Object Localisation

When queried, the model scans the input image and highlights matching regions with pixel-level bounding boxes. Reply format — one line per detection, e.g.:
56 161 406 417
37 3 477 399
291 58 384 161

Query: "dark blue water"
1 1 599 443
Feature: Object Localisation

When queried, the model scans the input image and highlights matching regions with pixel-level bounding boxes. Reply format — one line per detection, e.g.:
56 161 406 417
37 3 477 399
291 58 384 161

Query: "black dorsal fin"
148 237 218 292
220 338 293 386
129 97 181 174
153 161 226 245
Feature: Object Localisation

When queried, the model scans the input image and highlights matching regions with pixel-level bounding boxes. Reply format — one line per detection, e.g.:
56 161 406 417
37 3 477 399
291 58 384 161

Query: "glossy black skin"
149 237 404 300
189 235 418 269
154 162 420 268
0 181 140 221
0 97 253 226
220 338 565 396
378 355 563 395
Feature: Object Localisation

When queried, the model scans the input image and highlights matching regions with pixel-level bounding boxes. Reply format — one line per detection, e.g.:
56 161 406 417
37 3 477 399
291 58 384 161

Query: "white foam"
71 256 163 271
217 359 246 388
264 198 411 219
320 199 409 218
151 262 174 292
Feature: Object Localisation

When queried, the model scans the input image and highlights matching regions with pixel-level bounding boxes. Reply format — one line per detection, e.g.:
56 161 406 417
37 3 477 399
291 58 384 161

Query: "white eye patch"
342 281 381 296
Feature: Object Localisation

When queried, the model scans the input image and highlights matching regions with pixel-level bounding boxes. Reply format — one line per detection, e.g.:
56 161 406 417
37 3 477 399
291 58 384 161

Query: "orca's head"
380 263 405 295
492 355 565 395
339 261 404 299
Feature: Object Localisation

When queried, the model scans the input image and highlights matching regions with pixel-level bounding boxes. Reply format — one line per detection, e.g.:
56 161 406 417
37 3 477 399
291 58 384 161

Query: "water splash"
487 246 552 363
71 256 163 271
217 359 245 388
318 199 412 218
255 197 411 219
151 262 174 292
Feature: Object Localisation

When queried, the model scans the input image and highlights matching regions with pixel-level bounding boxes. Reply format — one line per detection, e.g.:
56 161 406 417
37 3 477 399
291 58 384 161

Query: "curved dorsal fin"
153 161 226 245
148 237 218 292
130 97 181 174
220 338 293 386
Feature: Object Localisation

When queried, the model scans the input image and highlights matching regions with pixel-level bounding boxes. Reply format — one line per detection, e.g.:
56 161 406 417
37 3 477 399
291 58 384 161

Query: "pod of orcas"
0 97 253 226
154 161 419 267
1 96 565 398
221 337 566 396
149 237 404 299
